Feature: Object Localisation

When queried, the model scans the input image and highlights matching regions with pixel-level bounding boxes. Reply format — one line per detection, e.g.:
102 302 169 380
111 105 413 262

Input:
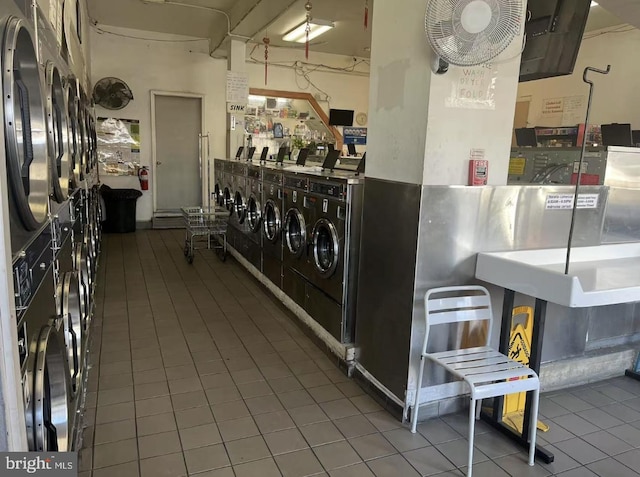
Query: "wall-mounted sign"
226 71 249 104
227 103 247 114
344 127 367 145
97 117 141 176
446 63 497 110
545 193 599 210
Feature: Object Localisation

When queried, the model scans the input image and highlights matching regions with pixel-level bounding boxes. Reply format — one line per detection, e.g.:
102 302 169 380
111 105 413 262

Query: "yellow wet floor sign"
503 306 549 433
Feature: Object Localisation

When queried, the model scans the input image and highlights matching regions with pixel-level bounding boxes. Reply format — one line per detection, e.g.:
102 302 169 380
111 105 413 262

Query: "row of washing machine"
2 0 101 451
214 157 364 344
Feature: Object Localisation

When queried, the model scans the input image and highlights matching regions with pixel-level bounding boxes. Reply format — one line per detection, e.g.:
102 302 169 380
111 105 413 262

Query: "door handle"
156 161 162 166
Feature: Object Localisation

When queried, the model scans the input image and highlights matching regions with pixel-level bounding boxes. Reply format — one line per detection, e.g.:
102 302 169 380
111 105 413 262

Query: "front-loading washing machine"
303 173 364 343
242 164 262 271
214 158 225 207
282 171 312 307
262 169 284 289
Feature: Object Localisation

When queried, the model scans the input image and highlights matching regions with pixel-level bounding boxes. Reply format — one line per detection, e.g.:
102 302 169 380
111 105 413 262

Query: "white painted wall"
90 26 372 222
518 26 640 129
366 0 524 186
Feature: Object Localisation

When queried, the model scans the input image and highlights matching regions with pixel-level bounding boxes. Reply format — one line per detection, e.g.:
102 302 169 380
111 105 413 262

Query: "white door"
154 95 202 212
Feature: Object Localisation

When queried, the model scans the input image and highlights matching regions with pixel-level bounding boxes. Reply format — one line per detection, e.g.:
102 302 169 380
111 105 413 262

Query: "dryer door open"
26 324 70 452
3 18 50 230
57 272 83 395
284 208 306 258
312 218 340 278
263 199 281 243
45 62 70 203
73 242 91 320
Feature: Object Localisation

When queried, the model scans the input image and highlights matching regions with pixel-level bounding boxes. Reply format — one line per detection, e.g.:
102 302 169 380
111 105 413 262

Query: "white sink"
476 243 640 307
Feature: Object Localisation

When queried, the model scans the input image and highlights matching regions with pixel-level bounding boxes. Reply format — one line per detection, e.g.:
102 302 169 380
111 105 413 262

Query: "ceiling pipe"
140 0 252 41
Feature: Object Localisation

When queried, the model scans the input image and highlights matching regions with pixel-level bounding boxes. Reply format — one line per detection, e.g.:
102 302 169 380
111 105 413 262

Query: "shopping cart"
181 206 228 263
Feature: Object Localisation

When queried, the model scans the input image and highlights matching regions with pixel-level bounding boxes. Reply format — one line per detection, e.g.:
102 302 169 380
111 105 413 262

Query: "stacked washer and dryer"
1 1 101 452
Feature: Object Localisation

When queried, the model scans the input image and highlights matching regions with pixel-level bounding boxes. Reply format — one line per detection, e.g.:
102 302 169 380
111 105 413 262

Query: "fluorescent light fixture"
248 95 266 102
591 1 598 6
277 98 288 104
283 19 335 43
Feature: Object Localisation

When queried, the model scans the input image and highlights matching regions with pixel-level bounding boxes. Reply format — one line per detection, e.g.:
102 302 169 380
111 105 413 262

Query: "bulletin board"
97 117 141 176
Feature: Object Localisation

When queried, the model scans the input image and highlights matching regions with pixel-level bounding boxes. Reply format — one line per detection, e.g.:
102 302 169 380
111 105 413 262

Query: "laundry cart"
181 206 228 263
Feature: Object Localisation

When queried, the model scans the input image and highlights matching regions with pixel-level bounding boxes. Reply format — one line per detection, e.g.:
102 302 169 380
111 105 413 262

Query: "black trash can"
100 185 143 233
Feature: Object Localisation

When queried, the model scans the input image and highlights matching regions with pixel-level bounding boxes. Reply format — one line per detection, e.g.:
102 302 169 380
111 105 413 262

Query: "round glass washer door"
67 81 81 188
57 272 83 395
246 193 262 232
46 62 70 203
223 186 233 212
263 199 281 243
284 208 306 258
26 324 70 452
234 190 247 223
312 218 340 277
3 18 50 230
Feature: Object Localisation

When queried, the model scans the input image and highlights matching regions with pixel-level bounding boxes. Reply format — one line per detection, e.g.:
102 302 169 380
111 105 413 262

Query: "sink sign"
227 103 247 113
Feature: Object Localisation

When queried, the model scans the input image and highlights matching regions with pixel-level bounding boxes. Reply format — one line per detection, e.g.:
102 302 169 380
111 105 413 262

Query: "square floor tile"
403 446 455 476
350 433 397 461
254 411 297 434
194 360 227 376
549 394 593 413
278 390 315 410
300 421 344 447
298 372 332 389
350 396 383 414
218 416 260 442
230 367 263 384
94 419 136 445
135 381 170 400
137 412 177 437
268 376 303 393
140 452 187 477
184 444 230 474
260 365 293 380
576 407 625 429
238 380 274 399
554 437 608 465
472 431 520 459
92 461 139 477
169 376 203 395
92 438 138 469
274 449 324 477
225 435 271 465
382 429 429 453
458 460 510 477
133 357 164 373
171 390 209 411
175 405 214 429
96 402 135 425
233 457 282 477
164 364 198 381
329 463 375 477
313 441 361 471
602 403 640 423
552 413 600 436
138 430 182 459
589 457 640 477
245 395 284 415
615 448 640 471
610 424 640 447
367 454 420 477
365 411 401 433
307 385 345 404
201 372 235 390
133 368 167 385
206 385 242 405
334 415 378 439
436 438 489 467
100 361 132 377
335 382 366 398
179 423 222 450
212 400 251 422
582 430 634 456
98 386 134 406
264 428 309 455
320 398 361 420
99 374 134 391
289 404 329 427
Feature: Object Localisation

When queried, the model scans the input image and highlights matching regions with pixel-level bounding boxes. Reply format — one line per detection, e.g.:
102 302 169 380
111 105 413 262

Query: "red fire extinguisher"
139 167 149 191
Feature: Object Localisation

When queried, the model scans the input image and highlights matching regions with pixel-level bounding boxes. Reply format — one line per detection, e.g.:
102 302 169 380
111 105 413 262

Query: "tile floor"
78 230 640 477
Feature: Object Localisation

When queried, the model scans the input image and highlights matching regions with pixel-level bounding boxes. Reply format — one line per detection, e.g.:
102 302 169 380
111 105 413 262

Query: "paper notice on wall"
541 97 564 122
562 96 586 126
226 71 249 104
445 64 497 110
545 193 599 210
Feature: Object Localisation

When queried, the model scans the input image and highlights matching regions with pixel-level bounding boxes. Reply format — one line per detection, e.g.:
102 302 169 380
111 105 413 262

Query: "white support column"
227 39 247 158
